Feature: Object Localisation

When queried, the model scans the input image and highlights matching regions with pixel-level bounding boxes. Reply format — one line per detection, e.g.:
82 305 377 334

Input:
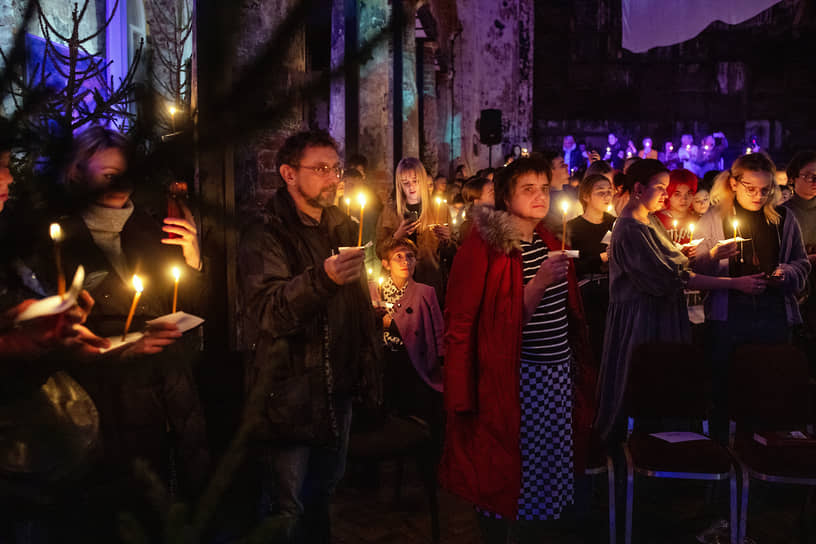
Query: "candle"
745 147 752 155
672 220 678 242
686 145 691 150
606 204 613 214
122 275 144 341
561 200 569 250
169 105 177 132
435 196 443 221
357 193 366 246
49 223 65 297
378 276 384 298
733 219 738 241
367 268 373 276
669 145 674 152
345 197 351 215
689 223 695 237
171 267 181 313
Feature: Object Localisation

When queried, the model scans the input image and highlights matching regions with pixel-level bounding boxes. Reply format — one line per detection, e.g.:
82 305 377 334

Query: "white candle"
561 200 569 250
123 275 144 341
49 223 65 297
171 267 181 313
357 193 366 246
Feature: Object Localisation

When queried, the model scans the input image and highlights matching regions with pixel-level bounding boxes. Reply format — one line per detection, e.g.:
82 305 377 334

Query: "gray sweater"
692 205 810 325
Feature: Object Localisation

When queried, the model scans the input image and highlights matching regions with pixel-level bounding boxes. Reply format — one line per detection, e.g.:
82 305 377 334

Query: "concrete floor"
332 459 814 544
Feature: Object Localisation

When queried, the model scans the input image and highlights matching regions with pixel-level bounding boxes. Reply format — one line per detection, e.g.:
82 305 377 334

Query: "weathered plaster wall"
357 0 393 180
232 0 306 216
446 0 533 175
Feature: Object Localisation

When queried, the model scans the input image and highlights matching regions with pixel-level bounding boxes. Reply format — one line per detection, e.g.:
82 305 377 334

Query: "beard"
298 183 337 209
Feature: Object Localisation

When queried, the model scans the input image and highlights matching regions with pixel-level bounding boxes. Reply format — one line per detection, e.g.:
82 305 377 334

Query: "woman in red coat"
439 155 596 542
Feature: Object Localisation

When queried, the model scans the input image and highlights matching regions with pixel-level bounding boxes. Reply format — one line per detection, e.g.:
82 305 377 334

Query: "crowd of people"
2 124 815 543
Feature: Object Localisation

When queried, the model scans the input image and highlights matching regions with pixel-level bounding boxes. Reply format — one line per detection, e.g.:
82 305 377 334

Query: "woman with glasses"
376 157 454 303
693 153 810 442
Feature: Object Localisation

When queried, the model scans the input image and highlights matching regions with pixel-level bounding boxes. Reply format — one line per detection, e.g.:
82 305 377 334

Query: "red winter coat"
438 206 597 519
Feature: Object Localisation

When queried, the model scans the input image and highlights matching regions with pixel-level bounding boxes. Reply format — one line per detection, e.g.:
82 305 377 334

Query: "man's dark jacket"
239 188 382 447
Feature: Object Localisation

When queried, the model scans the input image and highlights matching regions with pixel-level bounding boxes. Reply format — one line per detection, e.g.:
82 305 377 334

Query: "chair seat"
628 432 732 474
347 416 430 459
733 434 816 479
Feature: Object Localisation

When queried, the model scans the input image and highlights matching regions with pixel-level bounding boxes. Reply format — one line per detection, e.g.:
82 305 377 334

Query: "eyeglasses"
295 164 344 178
798 173 816 184
737 180 772 198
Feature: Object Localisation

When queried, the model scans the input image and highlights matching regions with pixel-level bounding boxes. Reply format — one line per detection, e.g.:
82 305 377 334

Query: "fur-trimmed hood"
471 205 525 255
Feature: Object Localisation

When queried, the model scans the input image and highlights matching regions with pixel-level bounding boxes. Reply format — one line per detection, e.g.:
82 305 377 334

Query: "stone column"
329 0 346 156
357 0 393 181
233 0 307 215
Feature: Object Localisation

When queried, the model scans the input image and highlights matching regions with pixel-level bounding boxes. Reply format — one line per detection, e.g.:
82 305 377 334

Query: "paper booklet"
146 311 205 333
650 431 710 443
15 266 85 323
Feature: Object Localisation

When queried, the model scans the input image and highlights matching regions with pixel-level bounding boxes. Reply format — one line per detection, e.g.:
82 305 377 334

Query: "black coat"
238 188 382 447
50 208 209 495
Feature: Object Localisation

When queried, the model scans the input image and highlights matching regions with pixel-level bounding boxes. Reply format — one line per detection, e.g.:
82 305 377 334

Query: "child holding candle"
370 238 443 443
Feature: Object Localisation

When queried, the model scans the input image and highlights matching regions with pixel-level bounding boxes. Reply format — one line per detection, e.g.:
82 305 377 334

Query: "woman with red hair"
656 168 698 244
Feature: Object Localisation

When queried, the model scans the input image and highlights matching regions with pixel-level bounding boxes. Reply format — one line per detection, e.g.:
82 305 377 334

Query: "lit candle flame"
345 198 351 207
378 276 384 285
132 275 144 293
172 267 181 281
169 105 177 116
689 223 695 235
49 223 62 241
745 147 752 154
561 201 569 215
357 193 366 208
669 145 674 151
435 196 442 206
367 268 373 275
607 204 613 213
673 220 678 229
704 145 709 151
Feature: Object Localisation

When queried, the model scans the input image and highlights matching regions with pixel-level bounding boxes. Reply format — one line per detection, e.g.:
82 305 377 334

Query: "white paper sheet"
100 332 144 354
650 431 710 443
600 231 612 245
15 266 85 323
146 311 205 333
681 239 704 248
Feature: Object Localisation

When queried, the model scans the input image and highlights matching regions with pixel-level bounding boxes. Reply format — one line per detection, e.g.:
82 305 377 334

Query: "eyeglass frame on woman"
798 173 816 184
293 163 344 178
736 179 773 198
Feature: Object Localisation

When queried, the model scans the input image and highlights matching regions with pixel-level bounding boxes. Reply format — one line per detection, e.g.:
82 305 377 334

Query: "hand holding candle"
171 267 181 313
49 223 65 297
122 275 143 341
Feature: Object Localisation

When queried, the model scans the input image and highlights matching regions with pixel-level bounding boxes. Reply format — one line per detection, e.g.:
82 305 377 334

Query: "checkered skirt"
477 359 575 521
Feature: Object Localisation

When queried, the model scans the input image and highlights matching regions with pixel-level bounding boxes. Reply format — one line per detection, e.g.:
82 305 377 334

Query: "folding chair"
728 344 816 543
622 342 738 544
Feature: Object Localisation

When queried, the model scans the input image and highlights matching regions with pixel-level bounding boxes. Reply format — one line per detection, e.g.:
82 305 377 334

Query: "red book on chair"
753 430 816 447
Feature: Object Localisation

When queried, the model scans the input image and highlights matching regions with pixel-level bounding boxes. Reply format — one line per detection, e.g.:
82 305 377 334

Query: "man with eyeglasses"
238 130 381 542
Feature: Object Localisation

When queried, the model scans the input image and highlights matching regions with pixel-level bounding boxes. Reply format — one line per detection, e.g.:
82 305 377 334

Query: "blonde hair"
710 153 780 225
394 157 442 229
